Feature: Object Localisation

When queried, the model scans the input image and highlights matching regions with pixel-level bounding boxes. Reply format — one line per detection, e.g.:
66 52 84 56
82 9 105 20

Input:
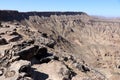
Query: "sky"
0 0 120 17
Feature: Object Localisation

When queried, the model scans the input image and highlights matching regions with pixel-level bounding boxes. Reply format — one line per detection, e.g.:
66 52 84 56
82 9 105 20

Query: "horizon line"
0 9 120 18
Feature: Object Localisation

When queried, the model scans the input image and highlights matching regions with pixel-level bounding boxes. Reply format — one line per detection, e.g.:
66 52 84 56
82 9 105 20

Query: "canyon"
0 10 120 80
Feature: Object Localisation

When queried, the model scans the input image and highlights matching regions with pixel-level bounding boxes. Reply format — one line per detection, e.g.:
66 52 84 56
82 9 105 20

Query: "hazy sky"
0 0 120 17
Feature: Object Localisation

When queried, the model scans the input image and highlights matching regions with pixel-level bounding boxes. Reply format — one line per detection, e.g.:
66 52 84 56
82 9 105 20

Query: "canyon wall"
0 10 120 80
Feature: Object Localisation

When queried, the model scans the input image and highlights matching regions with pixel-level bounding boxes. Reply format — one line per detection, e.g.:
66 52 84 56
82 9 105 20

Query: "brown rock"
0 38 8 45
4 70 15 78
16 45 39 60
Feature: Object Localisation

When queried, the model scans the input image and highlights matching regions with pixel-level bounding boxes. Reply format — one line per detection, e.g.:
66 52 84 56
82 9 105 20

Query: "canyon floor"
0 10 120 80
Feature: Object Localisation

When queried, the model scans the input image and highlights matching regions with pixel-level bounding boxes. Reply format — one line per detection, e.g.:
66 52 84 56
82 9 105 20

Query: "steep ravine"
0 10 120 80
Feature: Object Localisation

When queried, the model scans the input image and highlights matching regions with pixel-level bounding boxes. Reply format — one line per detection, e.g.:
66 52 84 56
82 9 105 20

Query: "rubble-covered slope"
0 10 120 80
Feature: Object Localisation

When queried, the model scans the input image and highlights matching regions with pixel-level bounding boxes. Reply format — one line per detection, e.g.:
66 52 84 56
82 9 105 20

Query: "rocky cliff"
0 10 120 80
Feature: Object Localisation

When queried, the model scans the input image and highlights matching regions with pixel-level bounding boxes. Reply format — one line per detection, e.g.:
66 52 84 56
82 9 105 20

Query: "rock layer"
0 10 120 80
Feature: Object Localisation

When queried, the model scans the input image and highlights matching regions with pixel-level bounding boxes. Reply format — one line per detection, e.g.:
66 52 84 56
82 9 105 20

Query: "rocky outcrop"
16 45 39 60
0 10 120 80
0 38 8 45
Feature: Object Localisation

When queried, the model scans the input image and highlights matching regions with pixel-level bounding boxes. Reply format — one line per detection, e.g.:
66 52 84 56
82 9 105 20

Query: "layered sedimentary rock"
0 10 120 80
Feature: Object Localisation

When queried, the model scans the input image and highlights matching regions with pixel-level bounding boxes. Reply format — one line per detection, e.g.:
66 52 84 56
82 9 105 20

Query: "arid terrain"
0 10 120 80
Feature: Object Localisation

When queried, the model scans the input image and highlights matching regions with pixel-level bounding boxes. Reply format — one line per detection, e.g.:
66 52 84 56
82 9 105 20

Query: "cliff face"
0 10 87 21
0 10 120 80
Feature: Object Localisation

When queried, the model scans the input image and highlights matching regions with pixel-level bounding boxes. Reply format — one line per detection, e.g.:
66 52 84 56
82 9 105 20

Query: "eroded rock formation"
0 10 120 80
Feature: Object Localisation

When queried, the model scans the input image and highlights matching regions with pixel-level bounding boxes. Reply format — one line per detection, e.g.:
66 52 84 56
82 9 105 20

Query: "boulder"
0 69 4 76
74 63 90 73
46 40 56 48
35 35 56 48
0 60 31 80
4 70 16 78
8 35 22 42
0 38 8 45
32 61 76 80
35 47 53 60
16 45 39 60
